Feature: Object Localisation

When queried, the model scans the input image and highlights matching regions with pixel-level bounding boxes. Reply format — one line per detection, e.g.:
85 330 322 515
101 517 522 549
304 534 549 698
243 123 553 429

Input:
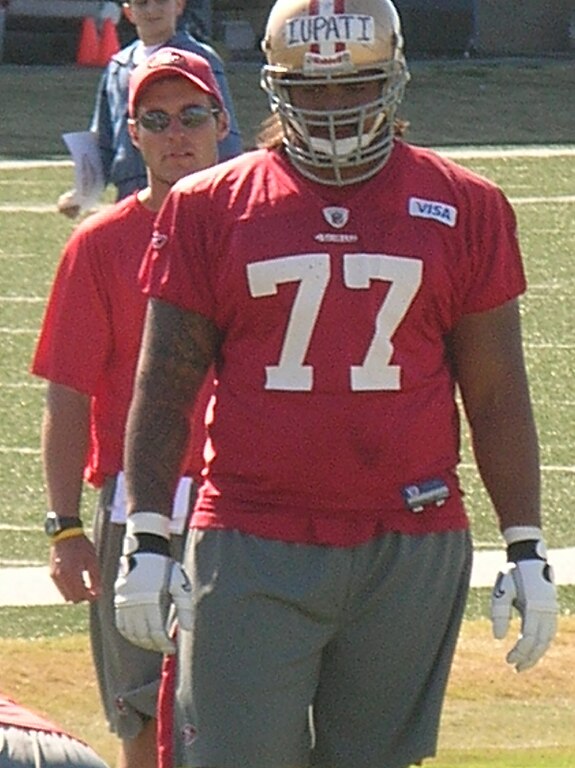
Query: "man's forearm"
124 390 191 517
42 383 90 517
470 389 541 532
124 299 220 517
452 300 542 534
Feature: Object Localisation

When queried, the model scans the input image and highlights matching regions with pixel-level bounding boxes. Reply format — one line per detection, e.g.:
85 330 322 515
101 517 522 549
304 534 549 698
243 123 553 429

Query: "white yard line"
1 194 573 214
1 146 574 214
0 159 73 169
438 146 575 159
1 546 574 606
510 196 575 205
1 145 574 170
0 204 67 213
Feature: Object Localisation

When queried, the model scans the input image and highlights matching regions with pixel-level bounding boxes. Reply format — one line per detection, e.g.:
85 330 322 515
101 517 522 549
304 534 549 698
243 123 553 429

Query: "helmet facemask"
261 62 409 185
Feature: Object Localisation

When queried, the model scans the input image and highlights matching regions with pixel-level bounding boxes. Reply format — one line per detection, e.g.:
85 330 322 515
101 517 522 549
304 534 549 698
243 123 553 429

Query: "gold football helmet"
261 0 409 185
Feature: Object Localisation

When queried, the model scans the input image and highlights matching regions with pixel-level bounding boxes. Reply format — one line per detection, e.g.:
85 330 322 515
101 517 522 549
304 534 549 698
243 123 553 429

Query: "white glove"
114 512 192 654
491 526 558 672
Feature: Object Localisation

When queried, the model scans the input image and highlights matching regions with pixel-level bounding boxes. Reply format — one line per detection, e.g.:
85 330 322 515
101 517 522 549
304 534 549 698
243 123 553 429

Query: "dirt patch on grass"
449 616 575 699
441 617 575 750
2 617 574 763
1 634 116 764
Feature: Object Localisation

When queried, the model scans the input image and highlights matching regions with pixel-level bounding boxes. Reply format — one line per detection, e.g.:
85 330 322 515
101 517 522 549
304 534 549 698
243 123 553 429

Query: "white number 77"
247 253 422 392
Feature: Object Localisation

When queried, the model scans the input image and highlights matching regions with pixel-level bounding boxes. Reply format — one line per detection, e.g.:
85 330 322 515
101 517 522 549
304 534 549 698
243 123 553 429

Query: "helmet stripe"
310 0 348 56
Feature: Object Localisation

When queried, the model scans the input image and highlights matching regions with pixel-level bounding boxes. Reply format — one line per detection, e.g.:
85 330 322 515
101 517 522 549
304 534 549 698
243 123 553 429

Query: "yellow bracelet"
50 527 85 544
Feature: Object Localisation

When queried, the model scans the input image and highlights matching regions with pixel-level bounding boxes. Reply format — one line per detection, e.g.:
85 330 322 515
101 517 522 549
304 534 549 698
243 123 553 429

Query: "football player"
115 2 558 767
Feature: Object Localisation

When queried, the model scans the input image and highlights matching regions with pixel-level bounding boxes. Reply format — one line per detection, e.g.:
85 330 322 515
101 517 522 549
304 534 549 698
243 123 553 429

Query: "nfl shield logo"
322 206 350 229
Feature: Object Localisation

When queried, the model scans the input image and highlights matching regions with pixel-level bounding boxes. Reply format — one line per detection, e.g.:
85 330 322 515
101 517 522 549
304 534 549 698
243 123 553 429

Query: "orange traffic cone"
76 16 100 67
97 18 120 67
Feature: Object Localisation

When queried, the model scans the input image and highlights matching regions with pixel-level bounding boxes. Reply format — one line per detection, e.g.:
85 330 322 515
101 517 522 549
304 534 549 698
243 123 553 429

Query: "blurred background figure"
178 0 211 39
0 692 110 768
57 0 241 218
0 0 10 64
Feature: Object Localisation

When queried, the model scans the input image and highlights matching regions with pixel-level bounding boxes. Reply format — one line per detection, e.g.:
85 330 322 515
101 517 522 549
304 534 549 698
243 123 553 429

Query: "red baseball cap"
129 47 224 117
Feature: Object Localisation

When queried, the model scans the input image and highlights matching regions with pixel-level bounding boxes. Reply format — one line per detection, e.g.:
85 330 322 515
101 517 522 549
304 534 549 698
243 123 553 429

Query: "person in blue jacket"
58 0 241 217
178 0 211 39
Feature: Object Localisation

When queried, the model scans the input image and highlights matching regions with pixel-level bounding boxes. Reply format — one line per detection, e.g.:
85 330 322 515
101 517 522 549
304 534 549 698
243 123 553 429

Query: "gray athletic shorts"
0 725 109 768
173 527 472 768
90 476 190 740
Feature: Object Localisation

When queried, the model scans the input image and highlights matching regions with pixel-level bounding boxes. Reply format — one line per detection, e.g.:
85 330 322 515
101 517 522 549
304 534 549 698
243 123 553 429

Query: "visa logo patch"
408 197 457 228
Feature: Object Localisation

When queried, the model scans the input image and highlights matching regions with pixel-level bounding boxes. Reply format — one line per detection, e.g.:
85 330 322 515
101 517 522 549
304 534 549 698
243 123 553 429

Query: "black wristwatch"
44 511 83 538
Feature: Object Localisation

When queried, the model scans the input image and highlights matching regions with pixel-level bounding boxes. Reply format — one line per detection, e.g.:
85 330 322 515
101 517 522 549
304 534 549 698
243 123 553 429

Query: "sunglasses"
136 105 221 133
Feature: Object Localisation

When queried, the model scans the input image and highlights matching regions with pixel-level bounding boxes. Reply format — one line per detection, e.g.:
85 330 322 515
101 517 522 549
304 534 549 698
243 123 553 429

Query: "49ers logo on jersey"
286 0 375 70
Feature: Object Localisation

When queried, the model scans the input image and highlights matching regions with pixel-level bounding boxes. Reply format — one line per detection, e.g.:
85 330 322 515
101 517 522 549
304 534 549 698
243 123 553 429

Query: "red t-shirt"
141 142 526 544
32 194 208 486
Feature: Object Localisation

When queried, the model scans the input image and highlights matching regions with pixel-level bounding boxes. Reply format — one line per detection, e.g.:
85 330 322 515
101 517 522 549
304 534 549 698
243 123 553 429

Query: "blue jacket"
90 31 242 200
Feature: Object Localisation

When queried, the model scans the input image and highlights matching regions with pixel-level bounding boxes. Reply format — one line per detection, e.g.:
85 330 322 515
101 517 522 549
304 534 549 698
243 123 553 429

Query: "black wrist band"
507 539 546 563
135 533 170 557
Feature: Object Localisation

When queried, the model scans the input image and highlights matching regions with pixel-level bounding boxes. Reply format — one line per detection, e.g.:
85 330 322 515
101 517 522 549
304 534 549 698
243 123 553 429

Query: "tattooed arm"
115 299 220 652
124 298 221 518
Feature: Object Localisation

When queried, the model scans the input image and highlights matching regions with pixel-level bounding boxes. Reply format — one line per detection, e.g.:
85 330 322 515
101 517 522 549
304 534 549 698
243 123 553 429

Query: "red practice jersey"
32 194 207 486
142 142 526 544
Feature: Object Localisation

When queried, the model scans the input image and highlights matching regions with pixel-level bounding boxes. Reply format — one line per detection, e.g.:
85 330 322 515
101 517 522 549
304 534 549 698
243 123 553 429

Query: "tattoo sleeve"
124 298 221 516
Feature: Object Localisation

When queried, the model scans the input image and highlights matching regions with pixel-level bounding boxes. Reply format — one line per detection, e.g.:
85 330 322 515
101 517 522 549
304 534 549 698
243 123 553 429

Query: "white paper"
62 131 105 211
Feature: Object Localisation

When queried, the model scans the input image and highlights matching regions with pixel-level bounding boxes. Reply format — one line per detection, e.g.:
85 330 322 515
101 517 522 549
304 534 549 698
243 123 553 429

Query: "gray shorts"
90 477 190 740
0 725 109 768
173 527 472 768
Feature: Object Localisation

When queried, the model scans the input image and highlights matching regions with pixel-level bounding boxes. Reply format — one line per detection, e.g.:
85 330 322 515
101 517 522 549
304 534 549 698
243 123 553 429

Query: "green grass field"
0 59 574 767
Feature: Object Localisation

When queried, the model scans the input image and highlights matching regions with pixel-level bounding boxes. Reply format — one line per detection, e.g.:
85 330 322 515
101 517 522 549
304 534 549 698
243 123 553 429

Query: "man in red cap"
32 48 228 768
